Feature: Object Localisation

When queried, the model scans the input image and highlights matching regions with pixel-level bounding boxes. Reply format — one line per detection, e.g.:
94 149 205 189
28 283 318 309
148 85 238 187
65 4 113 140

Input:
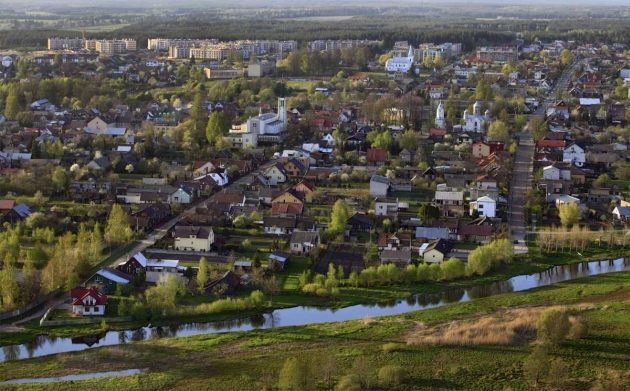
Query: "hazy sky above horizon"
1 0 629 6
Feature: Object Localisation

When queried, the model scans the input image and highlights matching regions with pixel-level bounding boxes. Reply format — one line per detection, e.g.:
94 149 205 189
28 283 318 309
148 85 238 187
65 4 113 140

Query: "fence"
0 289 62 322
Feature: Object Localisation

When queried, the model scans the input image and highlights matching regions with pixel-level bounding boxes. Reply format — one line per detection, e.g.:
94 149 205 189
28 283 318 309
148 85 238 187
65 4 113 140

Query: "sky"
1 0 629 6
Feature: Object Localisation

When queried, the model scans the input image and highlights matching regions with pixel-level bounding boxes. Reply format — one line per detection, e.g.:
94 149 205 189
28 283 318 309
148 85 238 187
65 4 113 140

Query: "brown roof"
0 200 16 211
173 225 212 239
537 139 566 148
367 148 388 163
214 190 244 205
271 202 304 216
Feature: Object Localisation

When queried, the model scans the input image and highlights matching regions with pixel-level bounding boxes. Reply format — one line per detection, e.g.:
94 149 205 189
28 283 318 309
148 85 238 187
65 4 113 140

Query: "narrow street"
509 59 585 252
107 159 276 268
508 132 534 253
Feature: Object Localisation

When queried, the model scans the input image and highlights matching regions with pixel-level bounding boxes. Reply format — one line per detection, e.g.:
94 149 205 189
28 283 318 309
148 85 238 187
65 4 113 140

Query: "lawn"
279 255 310 290
0 271 628 390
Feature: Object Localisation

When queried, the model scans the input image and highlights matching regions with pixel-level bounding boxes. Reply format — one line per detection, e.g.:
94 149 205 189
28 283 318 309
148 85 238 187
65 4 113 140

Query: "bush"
440 258 466 281
537 309 570 344
523 344 549 386
381 342 403 353
334 374 362 391
130 302 149 322
378 365 405 387
466 239 514 276
568 318 588 339
173 290 265 317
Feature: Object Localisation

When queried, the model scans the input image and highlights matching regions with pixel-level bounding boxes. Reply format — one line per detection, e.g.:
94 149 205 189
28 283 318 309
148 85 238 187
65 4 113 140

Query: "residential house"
612 206 630 222
542 164 571 181
370 175 390 197
377 232 412 250
87 157 112 171
457 218 495 243
433 184 465 217
367 148 388 165
145 259 185 284
472 142 504 159
129 203 170 231
271 188 305 206
469 196 496 218
173 225 215 252
263 164 288 185
415 226 451 241
290 231 321 254
346 212 377 236
400 148 420 164
70 287 107 316
263 216 315 235
586 144 623 167
116 252 148 277
268 252 290 270
291 181 316 202
204 271 241 296
379 249 412 266
271 202 304 217
86 268 131 294
116 186 192 205
284 158 308 179
563 143 585 167
170 187 193 204
0 200 31 224
423 239 453 263
374 197 399 217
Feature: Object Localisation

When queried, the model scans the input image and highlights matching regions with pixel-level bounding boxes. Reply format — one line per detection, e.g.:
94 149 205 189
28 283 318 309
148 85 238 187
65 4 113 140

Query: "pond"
0 369 145 385
1 257 628 364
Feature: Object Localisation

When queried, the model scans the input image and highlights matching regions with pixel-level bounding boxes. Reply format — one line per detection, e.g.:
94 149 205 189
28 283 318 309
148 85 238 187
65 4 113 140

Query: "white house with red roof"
71 287 107 316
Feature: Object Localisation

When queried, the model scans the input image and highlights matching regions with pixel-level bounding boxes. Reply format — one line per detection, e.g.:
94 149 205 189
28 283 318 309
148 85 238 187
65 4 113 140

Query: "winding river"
0 257 628 363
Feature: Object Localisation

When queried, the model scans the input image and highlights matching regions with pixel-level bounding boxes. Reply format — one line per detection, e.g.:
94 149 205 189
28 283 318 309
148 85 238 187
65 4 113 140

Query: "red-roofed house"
0 199 16 213
536 139 566 149
430 128 448 138
71 287 107 316
367 148 388 165
271 202 304 216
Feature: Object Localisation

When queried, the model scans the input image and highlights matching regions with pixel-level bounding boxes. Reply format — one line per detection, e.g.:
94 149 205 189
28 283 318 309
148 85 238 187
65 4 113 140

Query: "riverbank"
0 270 628 389
0 246 628 347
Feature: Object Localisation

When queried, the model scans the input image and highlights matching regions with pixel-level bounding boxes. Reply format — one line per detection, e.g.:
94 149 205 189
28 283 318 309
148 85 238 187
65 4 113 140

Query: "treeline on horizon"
1 16 630 50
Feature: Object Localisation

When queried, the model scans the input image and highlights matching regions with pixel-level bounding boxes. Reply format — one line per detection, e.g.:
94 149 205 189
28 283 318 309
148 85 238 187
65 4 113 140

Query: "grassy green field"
0 271 628 390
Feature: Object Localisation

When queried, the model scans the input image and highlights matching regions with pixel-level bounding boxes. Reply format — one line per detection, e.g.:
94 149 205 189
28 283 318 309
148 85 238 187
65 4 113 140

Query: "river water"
0 257 628 363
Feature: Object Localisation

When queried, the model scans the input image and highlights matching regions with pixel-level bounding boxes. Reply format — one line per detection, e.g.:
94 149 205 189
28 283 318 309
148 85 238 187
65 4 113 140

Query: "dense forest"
1 14 630 50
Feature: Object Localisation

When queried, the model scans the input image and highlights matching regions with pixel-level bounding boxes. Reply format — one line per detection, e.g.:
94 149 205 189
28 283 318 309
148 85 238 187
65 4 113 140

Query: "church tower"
435 101 445 129
473 101 482 116
277 97 287 128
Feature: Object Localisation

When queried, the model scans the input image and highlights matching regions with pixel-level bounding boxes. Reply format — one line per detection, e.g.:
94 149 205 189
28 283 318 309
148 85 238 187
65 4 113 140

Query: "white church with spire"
385 46 415 73
224 97 288 148
463 101 490 133
435 101 446 129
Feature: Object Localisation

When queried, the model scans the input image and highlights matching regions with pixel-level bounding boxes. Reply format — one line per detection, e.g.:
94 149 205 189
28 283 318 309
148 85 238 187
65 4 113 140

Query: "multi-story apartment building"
88 39 137 54
154 38 298 59
47 37 84 50
476 46 518 64
308 39 380 51
418 42 462 62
